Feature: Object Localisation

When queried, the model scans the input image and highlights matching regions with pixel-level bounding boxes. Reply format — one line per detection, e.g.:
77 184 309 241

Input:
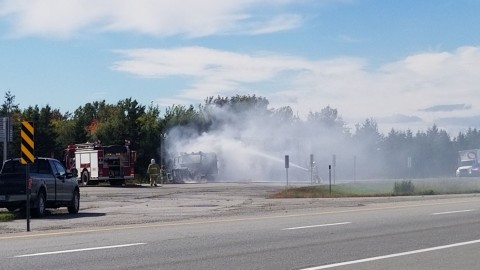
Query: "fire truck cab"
64 142 136 186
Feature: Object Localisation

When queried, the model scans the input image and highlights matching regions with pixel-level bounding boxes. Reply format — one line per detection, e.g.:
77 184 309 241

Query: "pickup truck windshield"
1 159 52 174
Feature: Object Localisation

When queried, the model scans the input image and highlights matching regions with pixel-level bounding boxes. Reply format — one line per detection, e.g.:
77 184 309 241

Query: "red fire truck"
64 142 136 186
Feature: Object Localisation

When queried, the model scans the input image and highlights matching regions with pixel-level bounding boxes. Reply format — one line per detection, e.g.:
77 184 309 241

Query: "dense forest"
1 91 479 180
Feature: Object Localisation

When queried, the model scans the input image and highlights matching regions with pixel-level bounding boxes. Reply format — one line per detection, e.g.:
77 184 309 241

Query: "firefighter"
147 158 161 187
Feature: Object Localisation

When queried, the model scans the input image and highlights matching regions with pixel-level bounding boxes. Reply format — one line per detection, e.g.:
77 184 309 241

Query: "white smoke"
164 103 371 182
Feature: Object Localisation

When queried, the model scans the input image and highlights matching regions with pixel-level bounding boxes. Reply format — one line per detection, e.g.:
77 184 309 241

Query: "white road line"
432 209 475 215
14 243 146 258
299 239 480 270
282 222 352 231
4 198 480 241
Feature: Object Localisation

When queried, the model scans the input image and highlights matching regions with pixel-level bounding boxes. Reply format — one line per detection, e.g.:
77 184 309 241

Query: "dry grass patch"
268 184 392 199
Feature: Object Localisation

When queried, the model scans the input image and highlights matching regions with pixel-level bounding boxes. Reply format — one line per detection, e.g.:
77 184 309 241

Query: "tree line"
1 91 479 179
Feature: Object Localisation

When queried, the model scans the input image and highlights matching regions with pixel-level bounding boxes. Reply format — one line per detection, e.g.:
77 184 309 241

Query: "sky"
1 0 480 136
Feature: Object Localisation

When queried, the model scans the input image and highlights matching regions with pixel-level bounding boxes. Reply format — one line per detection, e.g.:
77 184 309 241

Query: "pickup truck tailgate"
0 173 26 200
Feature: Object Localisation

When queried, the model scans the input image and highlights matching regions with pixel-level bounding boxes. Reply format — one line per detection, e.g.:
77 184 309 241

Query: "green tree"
307 106 349 137
137 103 163 175
163 104 203 138
92 104 124 144
72 101 102 143
116 98 145 147
22 105 59 158
0 91 21 160
423 125 455 177
454 128 480 151
271 106 298 125
383 129 414 178
352 118 384 178
1 91 19 116
202 94 271 132
51 112 76 156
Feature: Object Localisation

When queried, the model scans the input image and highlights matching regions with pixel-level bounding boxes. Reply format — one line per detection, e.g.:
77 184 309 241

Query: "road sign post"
21 121 34 232
329 165 332 195
310 154 314 185
21 121 35 164
285 155 289 187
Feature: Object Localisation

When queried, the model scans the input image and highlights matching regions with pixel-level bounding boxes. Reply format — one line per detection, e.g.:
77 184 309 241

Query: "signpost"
329 165 332 195
21 121 35 164
21 121 34 232
285 155 289 187
310 154 314 185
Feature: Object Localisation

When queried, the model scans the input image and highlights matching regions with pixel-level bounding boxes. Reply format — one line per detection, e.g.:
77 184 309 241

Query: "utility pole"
1 117 12 164
160 133 167 168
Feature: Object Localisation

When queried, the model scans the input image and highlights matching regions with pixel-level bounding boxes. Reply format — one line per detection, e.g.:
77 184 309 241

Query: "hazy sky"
1 0 479 135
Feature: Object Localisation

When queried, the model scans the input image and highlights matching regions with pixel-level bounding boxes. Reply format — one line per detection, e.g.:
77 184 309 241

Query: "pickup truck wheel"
81 170 89 186
68 190 80 214
33 191 46 218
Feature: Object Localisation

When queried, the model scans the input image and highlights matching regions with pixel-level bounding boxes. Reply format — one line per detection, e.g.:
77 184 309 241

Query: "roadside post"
26 165 31 232
310 154 314 185
20 121 35 232
285 155 289 187
329 165 332 195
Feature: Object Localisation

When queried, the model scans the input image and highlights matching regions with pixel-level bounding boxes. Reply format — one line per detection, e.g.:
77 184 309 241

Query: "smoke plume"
164 102 375 182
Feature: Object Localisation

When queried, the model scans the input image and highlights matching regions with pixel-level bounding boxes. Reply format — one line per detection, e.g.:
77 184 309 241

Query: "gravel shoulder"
1 182 479 234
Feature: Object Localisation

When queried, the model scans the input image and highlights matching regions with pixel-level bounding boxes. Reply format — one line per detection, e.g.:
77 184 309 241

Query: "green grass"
0 211 16 222
414 179 480 195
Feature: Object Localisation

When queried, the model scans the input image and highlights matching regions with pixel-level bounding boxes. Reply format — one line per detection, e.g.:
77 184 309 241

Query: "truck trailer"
170 152 218 183
456 149 480 177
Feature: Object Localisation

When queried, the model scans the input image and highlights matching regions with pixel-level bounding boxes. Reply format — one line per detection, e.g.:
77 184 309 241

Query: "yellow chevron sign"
21 121 34 164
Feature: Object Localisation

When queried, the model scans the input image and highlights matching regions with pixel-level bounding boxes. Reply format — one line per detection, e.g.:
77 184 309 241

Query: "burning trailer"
169 152 218 183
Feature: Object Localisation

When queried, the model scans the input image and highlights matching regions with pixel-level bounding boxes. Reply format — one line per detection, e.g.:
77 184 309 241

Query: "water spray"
245 147 309 171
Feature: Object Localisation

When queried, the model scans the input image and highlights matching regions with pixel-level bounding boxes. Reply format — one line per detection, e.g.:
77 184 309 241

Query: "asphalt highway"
1 195 480 269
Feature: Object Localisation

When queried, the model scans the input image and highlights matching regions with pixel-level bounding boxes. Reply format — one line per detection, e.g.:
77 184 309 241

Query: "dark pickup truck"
0 157 80 217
